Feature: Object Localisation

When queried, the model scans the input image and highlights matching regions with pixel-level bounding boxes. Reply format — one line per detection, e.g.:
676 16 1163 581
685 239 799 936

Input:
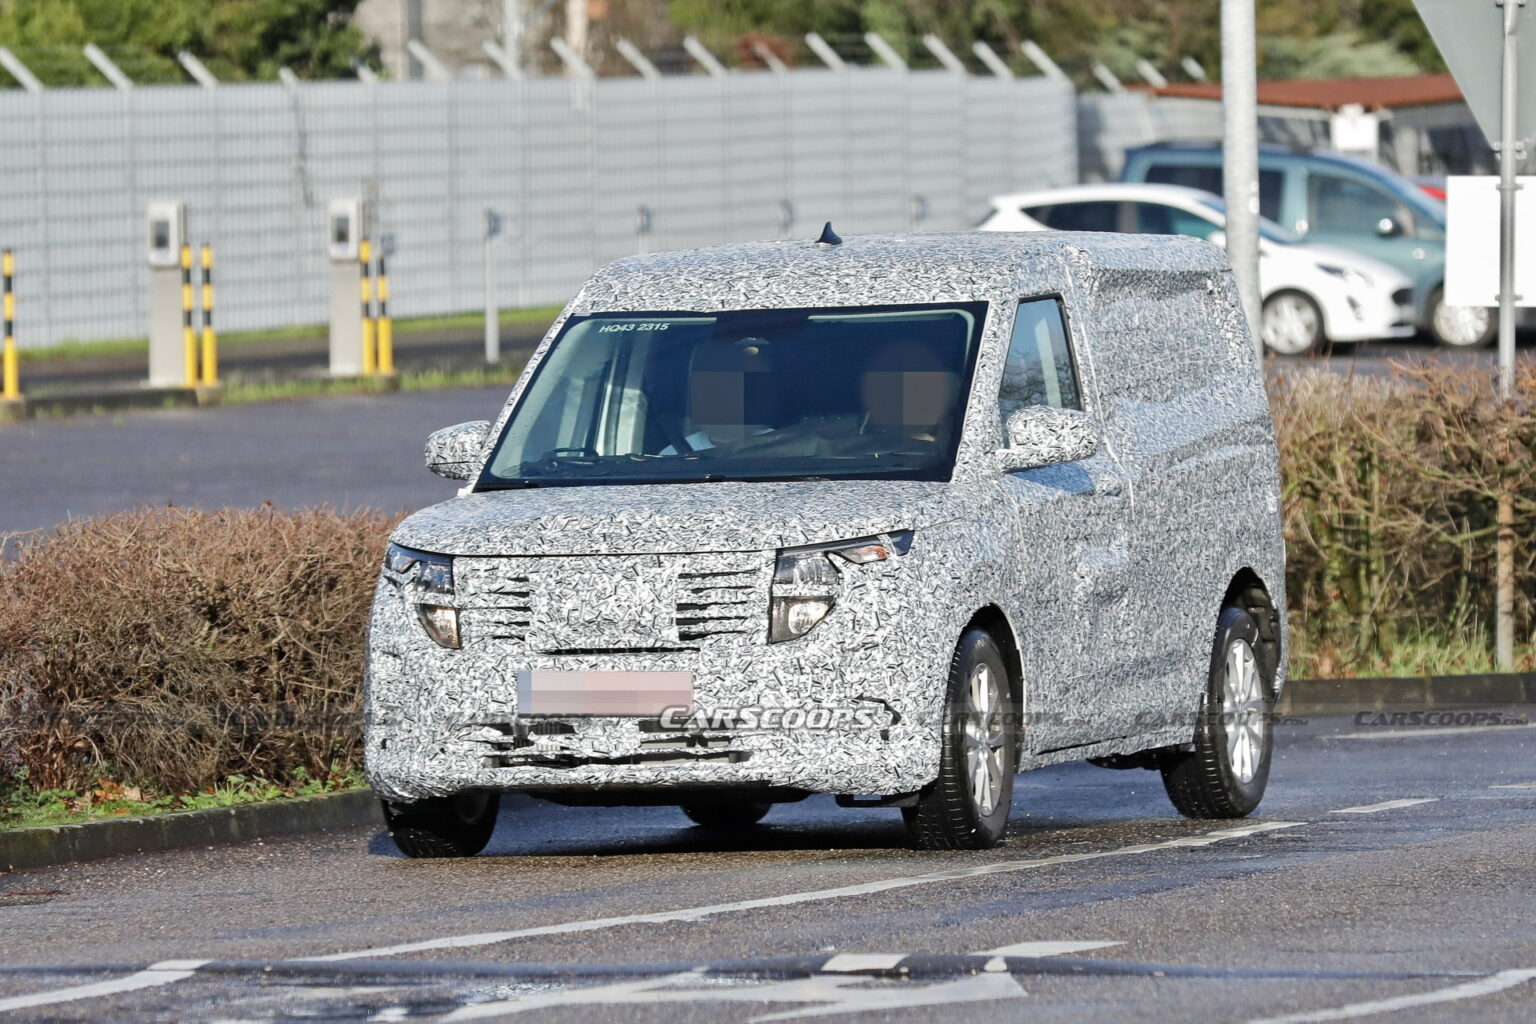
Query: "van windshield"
477 302 987 488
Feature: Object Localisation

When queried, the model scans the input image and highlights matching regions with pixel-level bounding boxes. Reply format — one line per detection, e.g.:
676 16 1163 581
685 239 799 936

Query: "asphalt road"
0 712 1532 1022
0 386 497 537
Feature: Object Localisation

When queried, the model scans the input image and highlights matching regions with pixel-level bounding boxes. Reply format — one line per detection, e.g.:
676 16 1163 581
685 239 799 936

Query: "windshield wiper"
477 480 541 490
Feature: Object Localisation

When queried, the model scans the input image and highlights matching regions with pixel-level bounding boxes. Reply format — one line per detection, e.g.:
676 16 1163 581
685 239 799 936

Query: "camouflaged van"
365 228 1287 855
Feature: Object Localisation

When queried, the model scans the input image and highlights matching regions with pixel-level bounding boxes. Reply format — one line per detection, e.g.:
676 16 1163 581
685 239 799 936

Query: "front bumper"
1323 284 1417 343
363 550 949 803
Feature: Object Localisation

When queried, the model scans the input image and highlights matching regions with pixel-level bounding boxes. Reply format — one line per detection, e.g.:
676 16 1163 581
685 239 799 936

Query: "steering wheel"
539 446 600 472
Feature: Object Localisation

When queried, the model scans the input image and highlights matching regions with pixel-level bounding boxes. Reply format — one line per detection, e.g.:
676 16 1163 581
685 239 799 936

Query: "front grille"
486 749 751 769
1392 287 1413 307
462 572 532 642
459 553 769 648
675 568 758 641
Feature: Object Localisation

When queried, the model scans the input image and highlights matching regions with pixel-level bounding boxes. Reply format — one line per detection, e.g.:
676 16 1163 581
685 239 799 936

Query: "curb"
20 385 202 419
0 789 384 873
1279 673 1536 716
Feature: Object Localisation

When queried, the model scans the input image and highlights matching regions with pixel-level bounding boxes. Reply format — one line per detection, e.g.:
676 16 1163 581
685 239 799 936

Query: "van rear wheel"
1160 607 1274 818
903 629 1016 850
382 791 500 858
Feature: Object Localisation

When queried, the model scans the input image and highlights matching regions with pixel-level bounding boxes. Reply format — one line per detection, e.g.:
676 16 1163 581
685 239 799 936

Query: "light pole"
1221 0 1262 357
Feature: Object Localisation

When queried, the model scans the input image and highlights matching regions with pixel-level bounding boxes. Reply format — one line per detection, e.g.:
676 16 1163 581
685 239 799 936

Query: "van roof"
575 229 1227 312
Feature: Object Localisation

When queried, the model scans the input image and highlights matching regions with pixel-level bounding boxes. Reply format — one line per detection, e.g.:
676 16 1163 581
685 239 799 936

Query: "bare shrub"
1273 364 1536 676
0 505 397 793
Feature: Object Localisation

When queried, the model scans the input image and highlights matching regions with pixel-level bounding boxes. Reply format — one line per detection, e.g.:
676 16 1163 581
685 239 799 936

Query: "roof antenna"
816 221 842 246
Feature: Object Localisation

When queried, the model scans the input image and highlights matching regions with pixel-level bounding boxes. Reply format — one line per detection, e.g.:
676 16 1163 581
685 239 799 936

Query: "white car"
978 183 1417 355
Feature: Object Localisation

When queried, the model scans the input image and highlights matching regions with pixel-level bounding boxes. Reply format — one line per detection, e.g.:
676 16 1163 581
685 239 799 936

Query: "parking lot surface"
0 712 1531 1022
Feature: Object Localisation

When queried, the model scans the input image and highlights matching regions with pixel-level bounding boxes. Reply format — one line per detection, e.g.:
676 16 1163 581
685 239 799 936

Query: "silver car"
364 228 1288 854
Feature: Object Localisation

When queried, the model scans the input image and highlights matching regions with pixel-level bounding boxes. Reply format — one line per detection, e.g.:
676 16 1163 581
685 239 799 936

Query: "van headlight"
386 543 460 648
768 532 912 643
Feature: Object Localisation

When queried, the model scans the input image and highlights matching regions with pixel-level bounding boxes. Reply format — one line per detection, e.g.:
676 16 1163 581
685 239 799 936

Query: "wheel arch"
963 604 1024 713
1221 568 1284 692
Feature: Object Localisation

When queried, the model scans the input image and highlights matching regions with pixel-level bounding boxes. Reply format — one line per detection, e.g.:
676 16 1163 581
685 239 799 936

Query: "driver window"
999 298 1080 425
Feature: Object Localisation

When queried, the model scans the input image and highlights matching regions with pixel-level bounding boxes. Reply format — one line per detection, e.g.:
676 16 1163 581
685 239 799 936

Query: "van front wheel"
903 629 1016 850
1160 607 1274 818
382 791 500 858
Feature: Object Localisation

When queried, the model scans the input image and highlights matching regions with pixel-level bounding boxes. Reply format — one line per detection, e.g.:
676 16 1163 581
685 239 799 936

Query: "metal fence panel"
0 71 1077 349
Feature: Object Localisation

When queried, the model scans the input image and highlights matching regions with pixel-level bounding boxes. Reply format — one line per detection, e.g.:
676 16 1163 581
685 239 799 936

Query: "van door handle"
1094 477 1126 497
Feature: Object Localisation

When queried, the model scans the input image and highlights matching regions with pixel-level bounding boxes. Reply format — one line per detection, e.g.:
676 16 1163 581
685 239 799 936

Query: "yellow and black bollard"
2 249 18 403
180 244 197 388
359 239 376 377
199 244 218 385
376 249 394 377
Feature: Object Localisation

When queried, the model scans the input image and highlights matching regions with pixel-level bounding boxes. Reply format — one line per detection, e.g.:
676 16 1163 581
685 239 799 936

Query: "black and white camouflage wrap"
364 232 1287 804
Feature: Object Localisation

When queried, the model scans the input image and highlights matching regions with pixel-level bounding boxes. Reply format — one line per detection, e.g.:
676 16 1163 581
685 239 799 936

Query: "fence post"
0 248 24 422
181 244 197 388
376 249 394 377
199 244 218 386
359 239 376 377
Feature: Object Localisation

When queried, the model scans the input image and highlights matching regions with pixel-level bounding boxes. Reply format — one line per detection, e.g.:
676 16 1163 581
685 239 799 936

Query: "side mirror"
424 420 491 480
998 406 1100 472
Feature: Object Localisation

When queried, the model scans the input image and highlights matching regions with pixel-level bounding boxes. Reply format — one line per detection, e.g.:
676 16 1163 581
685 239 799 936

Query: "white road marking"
1491 782 1536 789
440 967 1029 1022
310 821 1302 962
820 954 906 972
1247 967 1536 1023
0 960 207 1014
1329 798 1439 815
976 940 1123 957
1334 724 1534 741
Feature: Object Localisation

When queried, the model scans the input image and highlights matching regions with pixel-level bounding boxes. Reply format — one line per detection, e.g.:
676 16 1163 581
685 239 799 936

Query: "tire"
681 801 772 829
382 791 500 858
1160 607 1274 819
1260 291 1325 356
903 628 1017 850
1427 287 1495 349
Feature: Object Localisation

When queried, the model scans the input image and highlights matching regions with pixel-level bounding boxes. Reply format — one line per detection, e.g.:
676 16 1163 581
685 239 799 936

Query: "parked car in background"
978 182 1416 355
365 230 1287 856
1119 141 1494 348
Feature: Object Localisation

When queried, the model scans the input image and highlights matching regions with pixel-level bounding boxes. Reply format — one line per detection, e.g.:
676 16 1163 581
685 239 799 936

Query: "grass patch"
17 306 561 363
0 768 365 831
1290 626 1536 680
219 361 528 405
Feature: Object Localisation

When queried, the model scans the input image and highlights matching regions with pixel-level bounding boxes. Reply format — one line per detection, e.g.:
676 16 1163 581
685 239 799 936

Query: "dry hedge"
1273 364 1536 676
0 505 397 794
2 366 1532 796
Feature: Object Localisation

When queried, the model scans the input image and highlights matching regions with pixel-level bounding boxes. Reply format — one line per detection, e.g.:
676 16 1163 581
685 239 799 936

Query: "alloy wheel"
963 662 1007 816
1222 639 1267 785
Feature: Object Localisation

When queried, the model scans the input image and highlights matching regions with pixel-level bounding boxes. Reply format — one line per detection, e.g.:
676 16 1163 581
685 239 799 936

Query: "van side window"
1000 298 1081 420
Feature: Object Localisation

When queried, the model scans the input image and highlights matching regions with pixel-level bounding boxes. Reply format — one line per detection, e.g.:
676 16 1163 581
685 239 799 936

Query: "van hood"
390 479 962 557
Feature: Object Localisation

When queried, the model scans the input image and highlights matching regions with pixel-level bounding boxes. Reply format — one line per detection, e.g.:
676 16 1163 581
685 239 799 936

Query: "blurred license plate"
516 669 693 717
